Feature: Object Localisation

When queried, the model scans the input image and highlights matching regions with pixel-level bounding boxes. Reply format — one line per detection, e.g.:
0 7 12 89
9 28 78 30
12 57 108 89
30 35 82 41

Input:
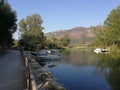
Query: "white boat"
37 50 61 60
94 48 107 54
94 48 101 53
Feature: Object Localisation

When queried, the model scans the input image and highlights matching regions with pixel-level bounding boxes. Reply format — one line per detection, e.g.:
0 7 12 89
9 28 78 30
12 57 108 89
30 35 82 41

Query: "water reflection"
61 49 97 66
37 49 120 90
96 53 120 90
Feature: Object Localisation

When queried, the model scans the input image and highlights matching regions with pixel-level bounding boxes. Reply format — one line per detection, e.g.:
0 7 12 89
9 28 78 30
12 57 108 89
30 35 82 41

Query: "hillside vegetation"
45 27 98 44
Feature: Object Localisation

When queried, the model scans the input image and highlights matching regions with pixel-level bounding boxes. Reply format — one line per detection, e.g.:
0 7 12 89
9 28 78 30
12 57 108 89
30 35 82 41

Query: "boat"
94 48 107 54
37 50 61 60
94 48 101 53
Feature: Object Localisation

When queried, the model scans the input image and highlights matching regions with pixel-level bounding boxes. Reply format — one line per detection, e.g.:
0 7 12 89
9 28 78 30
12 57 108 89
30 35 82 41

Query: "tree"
0 0 17 48
18 14 44 50
60 35 70 46
93 25 109 47
104 6 120 47
44 37 62 49
94 5 120 48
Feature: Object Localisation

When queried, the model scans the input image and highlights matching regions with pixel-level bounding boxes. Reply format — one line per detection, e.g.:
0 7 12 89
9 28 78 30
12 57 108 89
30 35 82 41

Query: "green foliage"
94 5 120 49
104 6 120 46
109 45 120 59
44 38 62 49
60 35 70 46
0 0 17 47
19 14 44 50
12 39 19 48
90 26 104 37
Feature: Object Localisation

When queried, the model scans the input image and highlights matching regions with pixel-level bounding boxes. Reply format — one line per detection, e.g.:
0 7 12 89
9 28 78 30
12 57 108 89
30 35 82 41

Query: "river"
38 49 120 90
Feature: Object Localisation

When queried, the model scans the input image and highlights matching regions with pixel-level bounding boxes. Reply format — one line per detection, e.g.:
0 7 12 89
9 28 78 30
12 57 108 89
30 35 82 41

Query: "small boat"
94 48 107 54
37 50 61 60
94 48 101 53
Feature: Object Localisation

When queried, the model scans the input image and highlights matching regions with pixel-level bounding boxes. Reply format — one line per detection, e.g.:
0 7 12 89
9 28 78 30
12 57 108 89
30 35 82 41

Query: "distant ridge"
45 26 97 44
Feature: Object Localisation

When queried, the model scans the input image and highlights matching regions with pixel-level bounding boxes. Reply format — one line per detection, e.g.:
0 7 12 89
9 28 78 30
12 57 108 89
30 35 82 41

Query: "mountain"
45 27 98 44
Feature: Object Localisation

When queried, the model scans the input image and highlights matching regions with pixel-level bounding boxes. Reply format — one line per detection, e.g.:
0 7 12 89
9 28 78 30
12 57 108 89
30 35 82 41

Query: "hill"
45 27 98 44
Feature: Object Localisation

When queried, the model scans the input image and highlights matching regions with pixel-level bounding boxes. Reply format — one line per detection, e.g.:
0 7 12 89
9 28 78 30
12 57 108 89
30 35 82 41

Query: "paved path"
0 50 25 90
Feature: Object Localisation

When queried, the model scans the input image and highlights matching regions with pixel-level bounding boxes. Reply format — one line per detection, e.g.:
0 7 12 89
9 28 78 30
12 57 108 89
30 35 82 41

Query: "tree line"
18 14 70 50
0 0 120 52
93 6 120 53
18 14 70 51
0 0 70 51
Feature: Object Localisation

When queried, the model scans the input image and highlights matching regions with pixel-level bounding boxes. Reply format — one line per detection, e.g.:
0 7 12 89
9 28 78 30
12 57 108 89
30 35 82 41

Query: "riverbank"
23 51 67 90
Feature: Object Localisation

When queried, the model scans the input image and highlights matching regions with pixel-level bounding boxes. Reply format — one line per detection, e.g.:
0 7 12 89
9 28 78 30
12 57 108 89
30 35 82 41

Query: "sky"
7 0 120 39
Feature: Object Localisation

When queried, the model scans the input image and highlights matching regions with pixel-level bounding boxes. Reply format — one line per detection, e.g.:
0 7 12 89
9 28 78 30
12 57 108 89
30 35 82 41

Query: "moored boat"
32 50 61 60
94 48 107 54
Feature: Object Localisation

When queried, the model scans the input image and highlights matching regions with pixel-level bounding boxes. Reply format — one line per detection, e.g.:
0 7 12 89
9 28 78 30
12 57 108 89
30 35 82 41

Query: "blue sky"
7 0 120 39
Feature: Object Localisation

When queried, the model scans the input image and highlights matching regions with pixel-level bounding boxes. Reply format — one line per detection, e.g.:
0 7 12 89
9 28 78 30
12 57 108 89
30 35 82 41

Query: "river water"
38 49 120 90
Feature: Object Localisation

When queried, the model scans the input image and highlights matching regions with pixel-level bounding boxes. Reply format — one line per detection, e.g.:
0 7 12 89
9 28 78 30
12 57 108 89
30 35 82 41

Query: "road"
0 50 25 90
